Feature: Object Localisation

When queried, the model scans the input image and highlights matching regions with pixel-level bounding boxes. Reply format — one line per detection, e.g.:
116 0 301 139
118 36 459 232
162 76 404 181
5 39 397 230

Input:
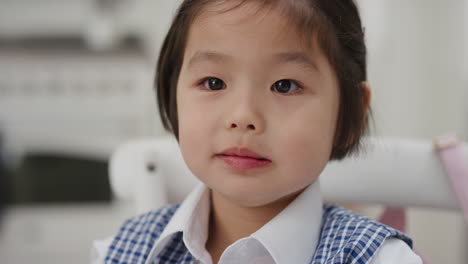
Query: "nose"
228 118 263 133
229 122 257 130
225 93 265 134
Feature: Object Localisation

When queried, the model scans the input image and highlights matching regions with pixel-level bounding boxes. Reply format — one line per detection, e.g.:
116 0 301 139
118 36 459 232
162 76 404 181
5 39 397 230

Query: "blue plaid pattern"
153 232 193 264
105 204 412 264
104 204 180 264
310 205 412 263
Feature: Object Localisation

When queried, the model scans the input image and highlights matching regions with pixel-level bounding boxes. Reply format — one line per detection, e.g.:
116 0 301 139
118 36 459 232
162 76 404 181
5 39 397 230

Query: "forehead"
183 1 328 69
192 1 317 47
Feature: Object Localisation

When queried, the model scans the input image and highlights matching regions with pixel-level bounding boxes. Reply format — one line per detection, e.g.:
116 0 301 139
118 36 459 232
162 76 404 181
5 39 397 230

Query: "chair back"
109 136 465 214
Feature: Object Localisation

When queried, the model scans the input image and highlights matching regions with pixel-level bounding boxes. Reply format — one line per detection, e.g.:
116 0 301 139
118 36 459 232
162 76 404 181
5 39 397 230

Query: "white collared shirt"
92 181 422 264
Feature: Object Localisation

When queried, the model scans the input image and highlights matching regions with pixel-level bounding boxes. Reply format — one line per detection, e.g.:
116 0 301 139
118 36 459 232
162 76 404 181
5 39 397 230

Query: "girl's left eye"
200 77 226 91
271 79 301 94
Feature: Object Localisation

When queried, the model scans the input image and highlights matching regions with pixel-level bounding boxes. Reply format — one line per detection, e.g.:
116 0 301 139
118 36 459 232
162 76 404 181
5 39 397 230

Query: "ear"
360 81 371 114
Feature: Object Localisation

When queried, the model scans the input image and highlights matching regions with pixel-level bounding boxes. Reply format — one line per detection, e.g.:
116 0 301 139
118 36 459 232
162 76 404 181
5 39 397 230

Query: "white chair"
109 136 466 215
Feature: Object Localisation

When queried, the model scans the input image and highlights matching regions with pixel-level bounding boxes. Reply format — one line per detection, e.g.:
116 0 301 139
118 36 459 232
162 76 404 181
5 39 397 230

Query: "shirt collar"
146 182 212 264
252 180 323 264
146 180 323 264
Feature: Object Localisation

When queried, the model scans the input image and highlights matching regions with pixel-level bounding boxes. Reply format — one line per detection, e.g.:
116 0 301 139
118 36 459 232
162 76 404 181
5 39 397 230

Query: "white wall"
361 0 467 138
359 0 467 263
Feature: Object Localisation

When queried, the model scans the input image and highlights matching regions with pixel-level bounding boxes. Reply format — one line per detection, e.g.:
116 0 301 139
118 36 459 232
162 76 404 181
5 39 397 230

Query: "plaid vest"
105 204 412 264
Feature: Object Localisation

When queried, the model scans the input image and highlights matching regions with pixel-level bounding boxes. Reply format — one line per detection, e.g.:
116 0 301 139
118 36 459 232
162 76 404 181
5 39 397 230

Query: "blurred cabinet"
0 46 163 163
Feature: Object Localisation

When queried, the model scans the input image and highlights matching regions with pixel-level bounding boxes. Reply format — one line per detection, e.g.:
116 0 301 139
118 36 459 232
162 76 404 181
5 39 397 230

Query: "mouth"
215 147 272 170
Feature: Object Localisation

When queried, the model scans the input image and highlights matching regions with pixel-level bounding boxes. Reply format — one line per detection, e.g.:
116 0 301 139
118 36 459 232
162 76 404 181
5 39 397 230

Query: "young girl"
95 0 423 263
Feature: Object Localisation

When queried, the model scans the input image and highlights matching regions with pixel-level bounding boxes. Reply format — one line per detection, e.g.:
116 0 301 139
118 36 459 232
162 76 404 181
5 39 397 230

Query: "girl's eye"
201 77 225 91
271 79 301 94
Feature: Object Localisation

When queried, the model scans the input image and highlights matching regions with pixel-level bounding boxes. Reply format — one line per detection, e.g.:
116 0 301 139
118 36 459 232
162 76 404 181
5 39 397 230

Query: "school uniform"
92 181 422 264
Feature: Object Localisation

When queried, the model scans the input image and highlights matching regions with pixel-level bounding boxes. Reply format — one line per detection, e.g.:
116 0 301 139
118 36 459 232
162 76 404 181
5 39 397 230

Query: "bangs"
192 0 339 68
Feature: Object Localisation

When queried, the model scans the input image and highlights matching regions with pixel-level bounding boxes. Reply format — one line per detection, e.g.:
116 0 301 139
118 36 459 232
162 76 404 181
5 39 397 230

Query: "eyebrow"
273 52 319 72
187 50 232 69
186 50 319 72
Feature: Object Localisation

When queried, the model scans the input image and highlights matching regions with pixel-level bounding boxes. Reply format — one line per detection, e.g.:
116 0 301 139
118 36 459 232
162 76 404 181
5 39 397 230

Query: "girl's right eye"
200 77 226 91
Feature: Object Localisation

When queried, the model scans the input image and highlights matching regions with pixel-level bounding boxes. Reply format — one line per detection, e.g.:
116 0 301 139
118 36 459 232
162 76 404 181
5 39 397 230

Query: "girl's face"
177 3 340 207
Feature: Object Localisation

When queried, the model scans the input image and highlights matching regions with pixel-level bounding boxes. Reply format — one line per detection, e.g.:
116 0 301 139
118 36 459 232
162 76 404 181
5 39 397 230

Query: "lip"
215 147 272 170
219 147 268 159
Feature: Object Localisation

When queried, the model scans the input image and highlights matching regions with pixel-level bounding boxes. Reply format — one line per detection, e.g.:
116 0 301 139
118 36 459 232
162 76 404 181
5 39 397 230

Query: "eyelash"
271 79 303 94
197 77 304 95
197 77 225 91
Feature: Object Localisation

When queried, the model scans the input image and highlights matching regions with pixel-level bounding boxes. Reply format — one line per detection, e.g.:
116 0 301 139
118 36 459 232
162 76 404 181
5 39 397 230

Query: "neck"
205 189 301 263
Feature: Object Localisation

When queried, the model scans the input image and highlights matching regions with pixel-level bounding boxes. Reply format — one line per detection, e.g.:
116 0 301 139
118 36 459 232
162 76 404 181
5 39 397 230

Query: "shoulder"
322 204 412 247
321 203 390 228
123 203 180 227
115 203 180 242
323 203 383 223
312 204 414 263
126 203 178 226
370 238 423 264
113 203 180 242
103 204 180 263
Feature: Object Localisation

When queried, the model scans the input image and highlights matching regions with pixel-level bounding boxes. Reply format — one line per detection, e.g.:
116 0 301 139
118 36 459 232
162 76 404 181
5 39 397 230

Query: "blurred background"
0 0 466 263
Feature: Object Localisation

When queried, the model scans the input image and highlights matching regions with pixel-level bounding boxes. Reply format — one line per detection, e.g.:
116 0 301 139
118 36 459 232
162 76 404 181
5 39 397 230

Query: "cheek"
177 85 207 140
177 88 219 178
273 97 338 181
282 120 333 171
177 90 201 164
177 82 228 147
